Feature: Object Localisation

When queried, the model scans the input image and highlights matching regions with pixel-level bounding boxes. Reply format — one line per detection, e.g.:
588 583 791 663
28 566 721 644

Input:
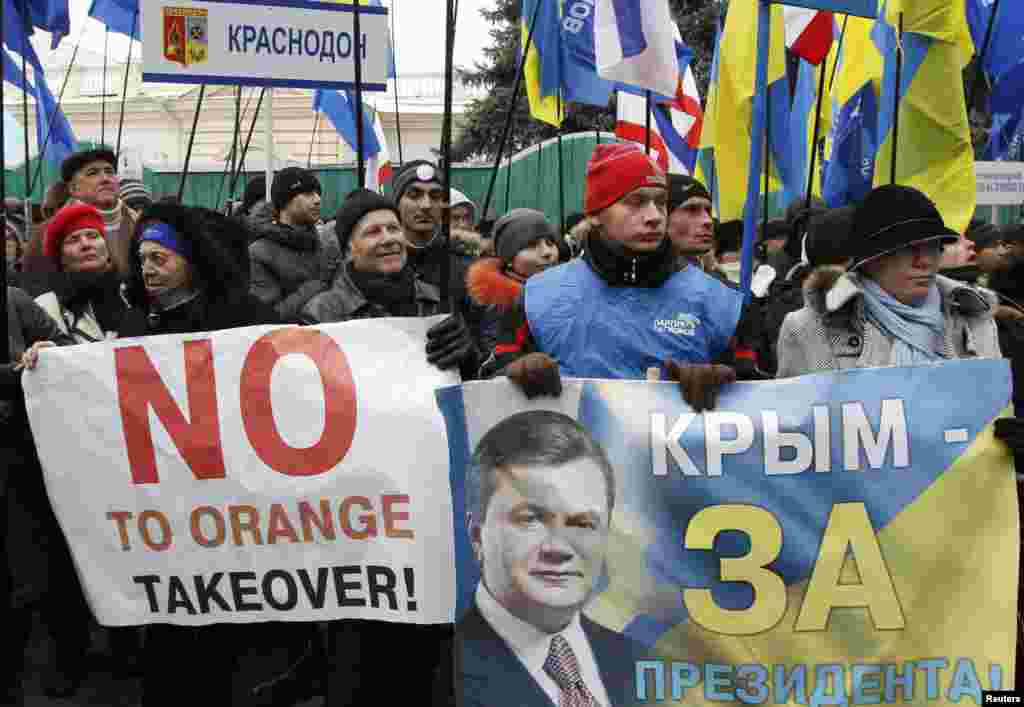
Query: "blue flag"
87 0 140 40
823 82 878 206
26 0 70 48
312 89 380 159
986 64 1024 160
3 0 77 165
968 0 1024 160
561 1 616 107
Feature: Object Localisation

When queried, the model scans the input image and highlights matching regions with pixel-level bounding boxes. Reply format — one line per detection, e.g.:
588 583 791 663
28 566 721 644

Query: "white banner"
975 161 1024 206
23 318 457 626
141 0 390 90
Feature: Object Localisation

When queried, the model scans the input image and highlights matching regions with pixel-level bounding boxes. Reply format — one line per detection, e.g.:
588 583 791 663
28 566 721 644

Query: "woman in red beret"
34 202 127 344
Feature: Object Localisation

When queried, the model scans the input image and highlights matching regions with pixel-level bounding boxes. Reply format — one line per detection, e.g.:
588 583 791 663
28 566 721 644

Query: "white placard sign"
141 0 389 90
976 161 1024 206
23 318 458 626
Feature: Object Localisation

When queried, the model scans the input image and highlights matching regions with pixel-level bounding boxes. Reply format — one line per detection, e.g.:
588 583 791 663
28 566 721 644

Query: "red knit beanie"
584 143 666 215
44 203 107 264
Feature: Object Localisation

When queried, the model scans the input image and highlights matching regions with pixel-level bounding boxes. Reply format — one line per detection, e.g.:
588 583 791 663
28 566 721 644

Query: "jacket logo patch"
655 313 700 336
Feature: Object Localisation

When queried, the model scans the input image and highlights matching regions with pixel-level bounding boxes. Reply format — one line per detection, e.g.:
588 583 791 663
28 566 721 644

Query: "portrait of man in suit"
458 410 647 707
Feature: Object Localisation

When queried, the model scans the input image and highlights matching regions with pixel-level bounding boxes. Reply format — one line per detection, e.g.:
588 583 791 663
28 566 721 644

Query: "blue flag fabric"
823 82 878 206
3 0 77 165
781 58 817 207
2 47 33 93
312 89 381 159
87 0 140 40
968 0 1024 160
561 2 616 107
987 64 1024 160
26 0 70 49
34 69 76 165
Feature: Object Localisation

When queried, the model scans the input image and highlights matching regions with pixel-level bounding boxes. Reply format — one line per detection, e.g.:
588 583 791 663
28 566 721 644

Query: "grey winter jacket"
300 264 442 324
776 268 1002 378
248 216 342 322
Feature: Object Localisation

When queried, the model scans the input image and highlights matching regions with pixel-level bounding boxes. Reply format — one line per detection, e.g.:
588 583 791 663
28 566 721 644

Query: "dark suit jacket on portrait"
457 602 650 707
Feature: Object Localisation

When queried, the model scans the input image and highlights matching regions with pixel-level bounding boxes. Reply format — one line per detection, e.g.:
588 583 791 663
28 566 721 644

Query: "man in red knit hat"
483 142 762 410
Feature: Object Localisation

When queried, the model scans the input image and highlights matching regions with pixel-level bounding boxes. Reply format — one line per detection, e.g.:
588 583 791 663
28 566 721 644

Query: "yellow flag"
874 0 975 234
707 0 786 222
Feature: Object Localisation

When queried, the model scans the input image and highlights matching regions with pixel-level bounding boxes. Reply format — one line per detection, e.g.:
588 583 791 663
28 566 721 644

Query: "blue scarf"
860 276 946 365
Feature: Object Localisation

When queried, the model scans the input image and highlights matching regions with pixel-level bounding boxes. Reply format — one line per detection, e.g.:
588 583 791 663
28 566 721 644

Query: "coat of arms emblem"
164 6 208 67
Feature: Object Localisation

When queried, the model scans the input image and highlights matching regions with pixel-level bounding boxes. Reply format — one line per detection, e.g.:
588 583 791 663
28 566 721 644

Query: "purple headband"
140 222 192 262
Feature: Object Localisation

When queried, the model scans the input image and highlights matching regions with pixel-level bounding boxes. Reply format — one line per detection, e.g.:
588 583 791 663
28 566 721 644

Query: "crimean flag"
784 7 835 65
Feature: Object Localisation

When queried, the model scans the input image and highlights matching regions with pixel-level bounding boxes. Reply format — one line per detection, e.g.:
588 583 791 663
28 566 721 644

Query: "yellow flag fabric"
704 0 787 222
522 9 564 127
874 1 976 235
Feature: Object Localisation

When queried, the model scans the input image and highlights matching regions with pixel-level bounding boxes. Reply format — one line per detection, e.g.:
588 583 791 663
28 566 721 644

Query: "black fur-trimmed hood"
123 202 253 308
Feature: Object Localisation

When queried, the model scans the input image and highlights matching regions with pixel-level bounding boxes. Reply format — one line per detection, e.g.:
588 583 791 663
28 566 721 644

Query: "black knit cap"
1001 223 1024 245
805 206 855 267
334 189 400 252
61 147 117 183
492 209 558 263
668 175 711 212
715 220 743 257
271 167 321 211
390 160 446 205
242 176 267 215
848 185 959 271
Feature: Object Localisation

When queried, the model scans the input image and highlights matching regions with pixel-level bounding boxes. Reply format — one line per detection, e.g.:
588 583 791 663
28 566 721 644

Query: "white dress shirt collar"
475 583 611 707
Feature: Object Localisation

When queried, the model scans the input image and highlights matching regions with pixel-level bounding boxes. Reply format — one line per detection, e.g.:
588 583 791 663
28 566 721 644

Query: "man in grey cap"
391 160 486 366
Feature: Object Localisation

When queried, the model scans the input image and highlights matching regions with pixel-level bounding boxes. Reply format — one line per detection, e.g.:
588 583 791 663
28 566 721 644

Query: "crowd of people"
3 139 1024 705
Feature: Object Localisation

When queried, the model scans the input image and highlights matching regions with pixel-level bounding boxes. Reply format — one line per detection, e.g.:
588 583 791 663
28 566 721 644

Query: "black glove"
995 417 1024 454
506 353 562 399
426 314 476 370
665 360 737 412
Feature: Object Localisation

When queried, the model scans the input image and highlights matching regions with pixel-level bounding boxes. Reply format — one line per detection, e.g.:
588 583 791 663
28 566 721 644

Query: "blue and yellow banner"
439 359 1017 706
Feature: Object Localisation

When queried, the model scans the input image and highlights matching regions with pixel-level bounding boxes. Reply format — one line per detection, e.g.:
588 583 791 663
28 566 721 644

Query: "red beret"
44 203 107 264
584 143 666 215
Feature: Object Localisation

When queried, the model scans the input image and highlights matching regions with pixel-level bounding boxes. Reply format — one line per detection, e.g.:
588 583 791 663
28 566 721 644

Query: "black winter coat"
123 204 281 335
248 216 340 323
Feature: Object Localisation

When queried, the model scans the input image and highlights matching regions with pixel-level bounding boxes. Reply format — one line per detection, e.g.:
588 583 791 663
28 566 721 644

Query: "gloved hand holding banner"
437 359 1017 707
23 318 459 626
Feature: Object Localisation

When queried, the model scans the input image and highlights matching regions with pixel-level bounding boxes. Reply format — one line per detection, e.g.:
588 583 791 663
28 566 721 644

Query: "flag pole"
557 97 565 235
307 113 320 169
265 88 274 203
504 154 512 212
29 32 85 194
228 88 266 201
177 85 206 202
890 12 903 185
966 0 1001 119
353 0 366 189
480 0 545 229
805 60 828 210
390 0 404 167
741 0 772 296
1 4 7 364
762 72 771 238
115 10 139 159
20 0 31 206
828 15 849 95
644 90 652 155
101 27 109 146
440 0 457 311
